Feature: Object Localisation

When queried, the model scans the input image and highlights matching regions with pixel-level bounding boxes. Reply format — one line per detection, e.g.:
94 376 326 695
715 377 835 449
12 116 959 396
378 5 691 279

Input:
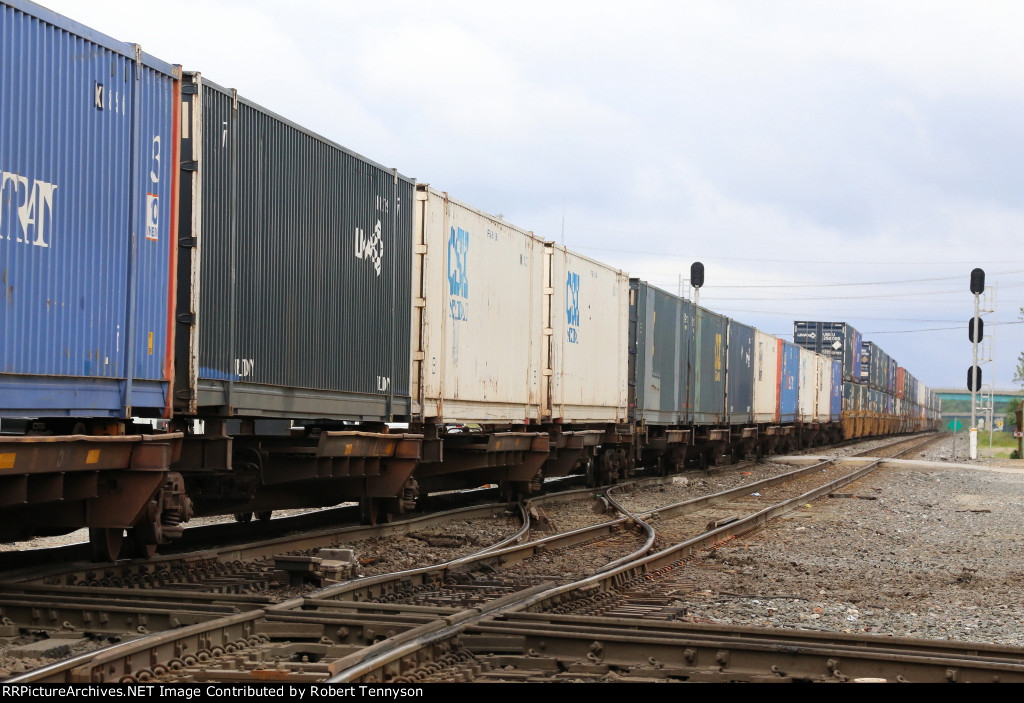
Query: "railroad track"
10 433 1002 683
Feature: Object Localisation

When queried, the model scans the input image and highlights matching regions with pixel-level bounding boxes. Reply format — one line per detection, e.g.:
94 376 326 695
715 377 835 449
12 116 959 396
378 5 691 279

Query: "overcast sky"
36 0 1024 394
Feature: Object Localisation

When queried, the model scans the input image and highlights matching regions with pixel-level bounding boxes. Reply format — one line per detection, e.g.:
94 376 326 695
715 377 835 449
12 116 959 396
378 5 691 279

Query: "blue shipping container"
778 341 800 423
0 0 180 418
830 359 842 420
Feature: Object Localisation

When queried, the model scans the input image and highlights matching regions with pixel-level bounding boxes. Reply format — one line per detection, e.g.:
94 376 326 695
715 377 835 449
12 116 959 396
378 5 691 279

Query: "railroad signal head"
967 365 982 392
968 317 984 343
690 261 705 289
970 268 985 295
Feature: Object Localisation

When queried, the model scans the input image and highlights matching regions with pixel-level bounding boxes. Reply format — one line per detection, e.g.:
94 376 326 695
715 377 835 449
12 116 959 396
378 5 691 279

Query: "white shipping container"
798 347 817 423
546 245 629 423
753 330 780 423
816 354 831 422
411 186 546 423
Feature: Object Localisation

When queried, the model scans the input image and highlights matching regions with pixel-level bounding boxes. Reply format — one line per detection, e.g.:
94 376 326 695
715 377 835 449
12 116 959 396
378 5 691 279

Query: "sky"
34 0 1024 392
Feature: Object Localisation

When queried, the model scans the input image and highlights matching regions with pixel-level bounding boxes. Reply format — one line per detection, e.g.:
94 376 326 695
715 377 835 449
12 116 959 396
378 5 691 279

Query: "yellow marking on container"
0 454 15 470
86 449 101 464
344 444 353 455
385 444 395 456
148 332 154 355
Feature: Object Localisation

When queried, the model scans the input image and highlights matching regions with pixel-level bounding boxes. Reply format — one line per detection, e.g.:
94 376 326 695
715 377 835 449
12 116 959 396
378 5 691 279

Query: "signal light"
690 261 704 289
970 268 985 295
968 317 984 342
967 365 982 392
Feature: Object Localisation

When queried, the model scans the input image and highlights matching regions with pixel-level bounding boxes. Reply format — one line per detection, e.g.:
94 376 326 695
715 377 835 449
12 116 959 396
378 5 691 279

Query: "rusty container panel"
177 74 413 421
1 0 179 419
797 347 817 423
753 330 780 423
545 245 629 423
411 185 545 423
726 319 754 424
693 306 727 425
629 280 694 425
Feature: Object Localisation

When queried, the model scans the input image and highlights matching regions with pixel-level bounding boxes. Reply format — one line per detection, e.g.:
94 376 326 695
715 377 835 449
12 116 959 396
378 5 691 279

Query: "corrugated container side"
849 327 863 383
180 74 412 420
793 321 863 384
1 0 179 418
726 319 754 424
630 281 693 425
830 359 842 420
546 245 629 423
693 306 727 424
797 347 816 422
793 321 822 352
412 186 544 423
753 330 780 423
778 341 800 423
815 354 830 422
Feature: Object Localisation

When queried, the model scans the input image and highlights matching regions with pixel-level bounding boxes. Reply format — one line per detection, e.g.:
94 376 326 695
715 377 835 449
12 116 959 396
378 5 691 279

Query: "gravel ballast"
666 434 1024 646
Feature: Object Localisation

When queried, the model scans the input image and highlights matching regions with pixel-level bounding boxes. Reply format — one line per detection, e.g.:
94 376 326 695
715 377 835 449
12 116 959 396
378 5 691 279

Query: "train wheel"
234 513 253 523
90 528 125 562
255 511 273 521
583 459 598 488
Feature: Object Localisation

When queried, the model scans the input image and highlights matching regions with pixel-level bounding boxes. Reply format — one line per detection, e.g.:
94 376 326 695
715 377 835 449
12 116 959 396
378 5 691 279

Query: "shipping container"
412 186 545 423
546 244 629 422
0 0 180 419
815 354 830 422
753 330 780 423
830 359 843 420
175 73 413 420
860 341 890 392
629 281 694 425
778 341 800 423
726 319 755 424
693 306 728 424
797 347 817 422
793 321 862 383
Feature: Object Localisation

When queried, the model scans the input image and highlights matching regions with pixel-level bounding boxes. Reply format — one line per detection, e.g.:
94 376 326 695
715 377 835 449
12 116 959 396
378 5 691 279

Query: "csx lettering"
0 171 57 248
449 299 468 322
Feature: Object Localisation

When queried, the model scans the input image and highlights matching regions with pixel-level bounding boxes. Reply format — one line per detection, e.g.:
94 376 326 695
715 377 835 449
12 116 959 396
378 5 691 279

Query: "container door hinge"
179 237 197 248
177 313 196 326
181 160 198 172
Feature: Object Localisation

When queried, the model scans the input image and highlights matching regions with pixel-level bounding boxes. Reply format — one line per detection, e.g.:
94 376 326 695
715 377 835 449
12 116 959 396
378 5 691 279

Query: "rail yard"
1 0 1017 686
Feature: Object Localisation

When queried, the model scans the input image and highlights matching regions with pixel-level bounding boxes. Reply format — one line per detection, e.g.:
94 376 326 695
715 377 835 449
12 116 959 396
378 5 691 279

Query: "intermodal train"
0 0 941 560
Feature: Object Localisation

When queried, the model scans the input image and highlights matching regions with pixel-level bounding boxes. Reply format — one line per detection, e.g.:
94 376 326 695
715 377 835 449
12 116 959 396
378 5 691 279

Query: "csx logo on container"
0 171 57 248
448 226 469 321
566 271 581 344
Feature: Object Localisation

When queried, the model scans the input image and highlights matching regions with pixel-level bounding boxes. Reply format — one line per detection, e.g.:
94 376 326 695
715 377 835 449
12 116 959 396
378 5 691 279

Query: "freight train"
0 0 941 560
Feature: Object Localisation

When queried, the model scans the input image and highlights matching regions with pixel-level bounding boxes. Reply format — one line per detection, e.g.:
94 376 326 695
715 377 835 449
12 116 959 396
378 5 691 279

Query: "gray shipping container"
694 306 728 424
629 280 694 425
175 73 413 420
726 319 755 424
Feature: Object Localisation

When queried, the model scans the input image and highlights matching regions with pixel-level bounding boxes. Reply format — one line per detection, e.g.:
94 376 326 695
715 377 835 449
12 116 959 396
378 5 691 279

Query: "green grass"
962 430 1021 459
